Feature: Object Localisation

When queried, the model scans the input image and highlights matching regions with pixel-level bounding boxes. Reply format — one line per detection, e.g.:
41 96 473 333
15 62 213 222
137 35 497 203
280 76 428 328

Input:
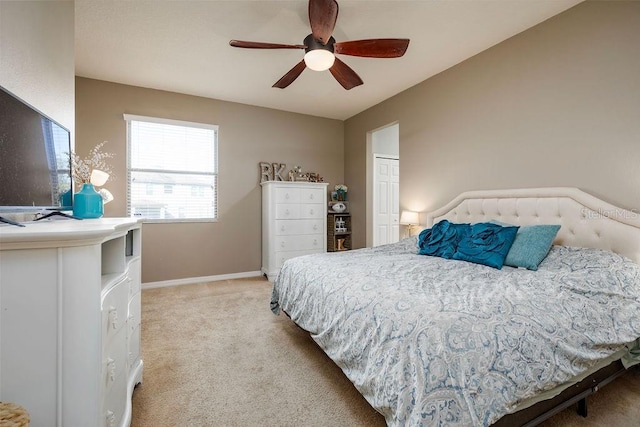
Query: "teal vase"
73 183 103 218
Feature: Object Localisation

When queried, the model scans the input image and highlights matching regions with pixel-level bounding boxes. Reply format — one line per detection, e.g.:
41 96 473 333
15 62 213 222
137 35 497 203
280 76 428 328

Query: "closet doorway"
367 123 400 247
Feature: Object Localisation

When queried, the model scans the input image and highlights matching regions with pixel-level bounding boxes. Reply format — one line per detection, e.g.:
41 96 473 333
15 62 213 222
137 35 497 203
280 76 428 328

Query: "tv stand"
34 211 82 221
0 218 143 426
0 216 25 227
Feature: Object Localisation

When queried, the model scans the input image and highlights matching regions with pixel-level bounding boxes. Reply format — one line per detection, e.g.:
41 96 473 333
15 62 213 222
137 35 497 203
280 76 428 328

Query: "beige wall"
76 78 343 283
345 1 640 248
0 0 74 136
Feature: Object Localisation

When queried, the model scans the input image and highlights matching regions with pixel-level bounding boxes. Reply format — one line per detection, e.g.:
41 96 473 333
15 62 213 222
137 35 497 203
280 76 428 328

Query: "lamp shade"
400 210 419 225
90 169 110 187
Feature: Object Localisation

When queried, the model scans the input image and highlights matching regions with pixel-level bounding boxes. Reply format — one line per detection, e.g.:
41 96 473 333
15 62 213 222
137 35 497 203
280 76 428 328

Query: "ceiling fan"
229 0 410 90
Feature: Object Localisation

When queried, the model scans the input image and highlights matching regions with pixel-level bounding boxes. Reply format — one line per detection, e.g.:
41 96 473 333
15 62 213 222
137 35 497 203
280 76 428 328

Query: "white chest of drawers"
0 218 143 427
261 181 328 281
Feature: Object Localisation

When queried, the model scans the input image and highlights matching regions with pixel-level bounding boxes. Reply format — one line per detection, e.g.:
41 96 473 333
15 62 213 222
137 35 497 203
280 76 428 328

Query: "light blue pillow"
502 224 561 270
452 222 519 269
418 220 470 259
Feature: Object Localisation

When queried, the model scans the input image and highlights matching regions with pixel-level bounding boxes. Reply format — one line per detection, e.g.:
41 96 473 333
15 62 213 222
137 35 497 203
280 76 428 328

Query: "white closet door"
373 156 400 246
390 159 400 243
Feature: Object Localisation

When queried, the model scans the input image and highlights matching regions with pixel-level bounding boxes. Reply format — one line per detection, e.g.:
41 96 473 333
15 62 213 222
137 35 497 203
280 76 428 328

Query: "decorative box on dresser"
261 181 329 281
0 218 143 427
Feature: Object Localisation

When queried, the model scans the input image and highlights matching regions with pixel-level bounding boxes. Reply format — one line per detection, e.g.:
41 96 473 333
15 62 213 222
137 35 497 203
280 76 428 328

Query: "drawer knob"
108 307 118 329
107 358 116 382
313 239 318 246
285 193 290 200
285 209 290 216
309 209 314 215
106 410 116 427
280 225 285 232
313 224 318 231
280 241 285 248
309 193 314 200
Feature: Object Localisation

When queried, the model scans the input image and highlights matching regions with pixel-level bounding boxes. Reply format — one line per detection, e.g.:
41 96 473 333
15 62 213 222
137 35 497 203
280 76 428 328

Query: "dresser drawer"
300 188 325 203
275 219 323 236
101 277 129 341
128 292 141 329
275 203 301 219
102 325 127 393
275 234 323 252
102 365 127 427
275 188 300 204
128 323 141 370
127 257 141 297
299 203 324 219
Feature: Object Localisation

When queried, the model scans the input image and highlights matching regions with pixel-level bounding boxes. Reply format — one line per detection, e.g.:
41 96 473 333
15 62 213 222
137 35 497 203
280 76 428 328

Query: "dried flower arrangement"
70 141 115 186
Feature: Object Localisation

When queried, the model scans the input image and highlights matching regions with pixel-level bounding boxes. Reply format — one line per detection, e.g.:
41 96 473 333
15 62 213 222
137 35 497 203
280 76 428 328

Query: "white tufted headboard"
426 187 640 264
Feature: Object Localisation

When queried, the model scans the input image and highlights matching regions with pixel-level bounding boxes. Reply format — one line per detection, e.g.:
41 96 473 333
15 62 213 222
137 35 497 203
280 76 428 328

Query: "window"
124 114 218 222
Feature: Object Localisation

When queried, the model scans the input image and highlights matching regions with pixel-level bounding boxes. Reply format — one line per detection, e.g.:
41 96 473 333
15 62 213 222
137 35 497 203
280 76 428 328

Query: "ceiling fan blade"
308 0 338 45
230 40 306 49
273 60 307 89
329 57 363 90
334 39 410 58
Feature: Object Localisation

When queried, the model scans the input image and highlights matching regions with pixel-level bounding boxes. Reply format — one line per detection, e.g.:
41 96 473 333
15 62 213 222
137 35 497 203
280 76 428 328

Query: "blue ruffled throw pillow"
418 220 470 259
452 222 519 269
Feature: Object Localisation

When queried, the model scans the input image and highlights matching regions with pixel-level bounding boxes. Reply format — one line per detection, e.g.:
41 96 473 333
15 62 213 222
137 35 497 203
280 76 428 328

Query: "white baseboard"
142 270 264 290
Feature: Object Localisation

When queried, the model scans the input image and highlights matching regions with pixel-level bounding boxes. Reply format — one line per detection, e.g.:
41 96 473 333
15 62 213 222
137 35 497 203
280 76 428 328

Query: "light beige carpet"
131 278 640 427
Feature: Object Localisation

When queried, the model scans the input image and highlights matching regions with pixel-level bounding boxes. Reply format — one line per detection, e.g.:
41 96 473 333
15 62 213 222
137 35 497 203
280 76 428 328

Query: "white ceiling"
75 0 583 121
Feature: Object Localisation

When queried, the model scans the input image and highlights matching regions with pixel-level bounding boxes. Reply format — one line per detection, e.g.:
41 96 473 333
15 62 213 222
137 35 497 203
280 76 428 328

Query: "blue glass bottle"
73 183 103 218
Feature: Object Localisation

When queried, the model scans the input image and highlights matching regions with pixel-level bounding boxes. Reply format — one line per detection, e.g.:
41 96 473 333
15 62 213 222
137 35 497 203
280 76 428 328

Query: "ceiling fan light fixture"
229 2 409 89
304 49 335 71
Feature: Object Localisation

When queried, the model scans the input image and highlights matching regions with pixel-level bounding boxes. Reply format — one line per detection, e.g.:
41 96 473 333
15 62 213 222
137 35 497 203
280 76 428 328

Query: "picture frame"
330 191 338 201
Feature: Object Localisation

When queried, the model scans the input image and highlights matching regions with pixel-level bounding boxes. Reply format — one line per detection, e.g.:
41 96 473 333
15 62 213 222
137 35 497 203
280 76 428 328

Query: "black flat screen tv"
0 85 72 213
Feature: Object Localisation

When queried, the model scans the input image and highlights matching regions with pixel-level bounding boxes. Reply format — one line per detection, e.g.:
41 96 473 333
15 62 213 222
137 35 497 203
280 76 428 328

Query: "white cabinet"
0 218 143 427
261 181 328 281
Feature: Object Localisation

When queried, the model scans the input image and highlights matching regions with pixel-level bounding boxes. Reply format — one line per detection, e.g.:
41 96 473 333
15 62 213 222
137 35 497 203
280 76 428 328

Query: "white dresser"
261 181 328 281
0 218 143 427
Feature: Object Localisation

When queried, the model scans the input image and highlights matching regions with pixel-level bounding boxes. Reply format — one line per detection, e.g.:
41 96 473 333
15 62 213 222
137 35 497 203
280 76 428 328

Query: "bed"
270 187 640 426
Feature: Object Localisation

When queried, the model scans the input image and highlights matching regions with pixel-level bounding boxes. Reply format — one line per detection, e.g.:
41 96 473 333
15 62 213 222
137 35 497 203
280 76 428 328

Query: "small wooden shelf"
328 213 352 252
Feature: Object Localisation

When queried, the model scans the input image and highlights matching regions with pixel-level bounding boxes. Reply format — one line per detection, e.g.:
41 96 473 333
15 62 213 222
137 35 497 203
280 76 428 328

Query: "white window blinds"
124 114 218 222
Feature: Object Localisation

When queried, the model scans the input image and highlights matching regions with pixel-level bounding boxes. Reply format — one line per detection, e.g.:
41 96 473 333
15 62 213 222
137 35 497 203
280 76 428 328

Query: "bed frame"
425 187 640 425
427 187 640 263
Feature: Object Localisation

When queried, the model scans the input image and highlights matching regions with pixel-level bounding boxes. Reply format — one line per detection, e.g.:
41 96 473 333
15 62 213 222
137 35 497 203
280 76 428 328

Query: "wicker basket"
0 402 30 427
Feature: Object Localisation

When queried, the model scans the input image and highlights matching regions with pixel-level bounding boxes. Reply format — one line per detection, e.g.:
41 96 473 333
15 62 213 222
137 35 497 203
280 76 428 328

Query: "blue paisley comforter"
271 237 640 426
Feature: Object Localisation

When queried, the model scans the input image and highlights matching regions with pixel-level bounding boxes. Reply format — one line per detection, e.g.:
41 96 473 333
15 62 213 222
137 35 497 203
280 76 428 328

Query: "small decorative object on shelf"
332 202 346 213
260 164 324 183
259 162 287 183
335 184 347 201
288 165 324 182
329 201 349 213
